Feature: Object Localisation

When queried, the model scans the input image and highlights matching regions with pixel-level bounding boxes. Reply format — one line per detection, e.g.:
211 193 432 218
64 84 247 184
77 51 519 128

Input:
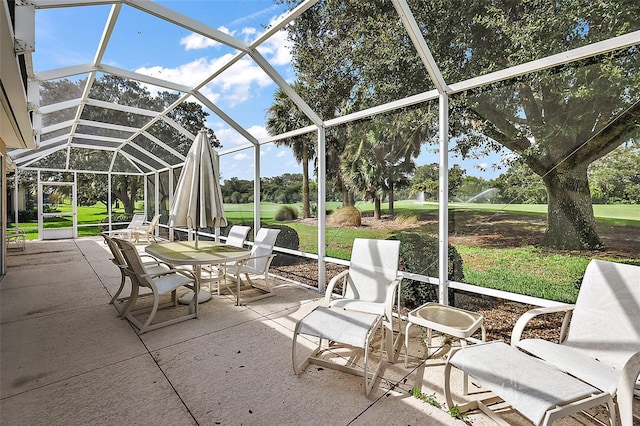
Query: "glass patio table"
146 241 250 305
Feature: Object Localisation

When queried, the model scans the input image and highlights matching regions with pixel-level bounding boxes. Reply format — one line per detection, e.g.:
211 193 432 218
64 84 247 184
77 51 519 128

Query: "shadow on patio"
0 238 632 425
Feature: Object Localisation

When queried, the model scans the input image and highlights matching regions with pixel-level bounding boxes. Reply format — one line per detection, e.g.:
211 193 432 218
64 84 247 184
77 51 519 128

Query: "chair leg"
120 282 140 319
138 294 161 334
110 273 126 304
110 273 128 316
384 317 403 363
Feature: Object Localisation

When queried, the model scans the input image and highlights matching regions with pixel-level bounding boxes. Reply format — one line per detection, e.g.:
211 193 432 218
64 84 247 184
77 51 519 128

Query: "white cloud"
233 153 249 161
136 54 272 107
475 162 488 172
213 126 251 146
137 11 293 110
276 150 287 158
180 26 235 50
247 125 269 140
256 28 291 66
180 33 221 50
241 27 257 42
253 13 293 67
206 59 273 106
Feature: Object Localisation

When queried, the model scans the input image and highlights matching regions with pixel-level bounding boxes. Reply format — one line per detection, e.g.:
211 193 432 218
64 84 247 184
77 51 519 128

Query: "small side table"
292 306 384 397
404 302 485 368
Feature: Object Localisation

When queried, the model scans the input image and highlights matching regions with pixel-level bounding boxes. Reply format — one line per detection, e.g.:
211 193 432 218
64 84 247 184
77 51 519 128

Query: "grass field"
11 200 639 303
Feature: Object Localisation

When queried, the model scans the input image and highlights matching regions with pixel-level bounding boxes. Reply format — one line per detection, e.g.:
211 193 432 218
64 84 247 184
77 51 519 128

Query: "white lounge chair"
223 227 280 305
445 259 639 425
445 341 617 426
511 259 640 425
114 237 199 334
324 238 403 362
108 213 146 241
132 213 161 244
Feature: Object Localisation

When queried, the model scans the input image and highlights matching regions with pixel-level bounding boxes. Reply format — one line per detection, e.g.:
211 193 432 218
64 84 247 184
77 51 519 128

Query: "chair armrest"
510 304 575 347
140 253 163 264
141 267 183 279
383 274 403 322
618 351 640 426
174 268 198 283
324 269 350 306
233 253 276 274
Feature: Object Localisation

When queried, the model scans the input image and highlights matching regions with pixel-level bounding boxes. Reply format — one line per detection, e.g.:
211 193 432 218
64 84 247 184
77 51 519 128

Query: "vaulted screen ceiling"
8 0 640 175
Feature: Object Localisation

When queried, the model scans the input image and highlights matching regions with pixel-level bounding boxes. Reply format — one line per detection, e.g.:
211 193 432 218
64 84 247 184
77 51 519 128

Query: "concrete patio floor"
0 238 630 425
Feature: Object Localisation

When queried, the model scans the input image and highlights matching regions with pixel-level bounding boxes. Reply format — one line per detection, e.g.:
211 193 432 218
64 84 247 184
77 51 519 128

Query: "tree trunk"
342 188 355 206
541 165 603 250
374 196 381 219
342 187 349 206
113 182 136 216
388 182 395 216
302 144 311 218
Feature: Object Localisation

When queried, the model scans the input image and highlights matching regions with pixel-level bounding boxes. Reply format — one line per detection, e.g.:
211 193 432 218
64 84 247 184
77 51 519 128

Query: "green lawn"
11 200 639 303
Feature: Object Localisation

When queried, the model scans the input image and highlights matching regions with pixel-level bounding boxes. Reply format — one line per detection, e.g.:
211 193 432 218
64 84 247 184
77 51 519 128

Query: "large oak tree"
35 75 216 216
278 0 640 249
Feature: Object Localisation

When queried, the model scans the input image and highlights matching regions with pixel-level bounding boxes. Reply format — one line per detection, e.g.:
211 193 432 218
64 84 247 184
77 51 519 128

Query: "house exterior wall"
1 1 36 276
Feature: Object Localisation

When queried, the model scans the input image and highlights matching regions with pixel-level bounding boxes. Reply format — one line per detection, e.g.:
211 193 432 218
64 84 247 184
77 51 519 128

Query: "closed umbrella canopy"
169 129 227 245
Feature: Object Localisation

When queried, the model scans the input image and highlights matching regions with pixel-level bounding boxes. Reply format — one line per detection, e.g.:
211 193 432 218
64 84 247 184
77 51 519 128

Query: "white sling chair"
224 225 251 248
203 225 251 295
324 238 403 362
223 227 280 305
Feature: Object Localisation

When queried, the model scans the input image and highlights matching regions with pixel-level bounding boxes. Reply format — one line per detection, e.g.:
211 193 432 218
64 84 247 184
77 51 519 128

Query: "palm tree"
266 84 316 218
341 115 418 218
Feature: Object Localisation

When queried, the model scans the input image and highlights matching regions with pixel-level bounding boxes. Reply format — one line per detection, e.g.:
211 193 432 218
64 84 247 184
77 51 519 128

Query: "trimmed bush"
388 232 464 309
274 205 298 221
257 223 300 266
327 205 361 227
394 213 418 225
17 209 37 222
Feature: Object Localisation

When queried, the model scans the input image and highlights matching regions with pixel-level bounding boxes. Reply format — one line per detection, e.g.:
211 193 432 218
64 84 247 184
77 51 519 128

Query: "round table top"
145 240 250 265
408 302 484 336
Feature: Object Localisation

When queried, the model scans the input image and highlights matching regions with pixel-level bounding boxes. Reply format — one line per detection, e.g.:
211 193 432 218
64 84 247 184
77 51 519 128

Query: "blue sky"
33 0 502 182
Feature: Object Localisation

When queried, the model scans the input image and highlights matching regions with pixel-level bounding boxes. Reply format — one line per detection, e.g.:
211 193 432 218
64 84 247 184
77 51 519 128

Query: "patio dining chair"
203 225 251 295
101 233 171 317
223 227 280 305
224 225 251 248
445 259 640 425
324 238 403 362
114 237 199 334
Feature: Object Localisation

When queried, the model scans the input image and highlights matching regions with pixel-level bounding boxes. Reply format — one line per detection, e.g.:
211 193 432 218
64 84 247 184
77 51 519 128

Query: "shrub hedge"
388 232 464 309
274 205 299 221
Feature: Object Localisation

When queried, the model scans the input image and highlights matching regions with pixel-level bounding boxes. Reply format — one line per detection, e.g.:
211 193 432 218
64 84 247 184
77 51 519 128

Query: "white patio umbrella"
169 128 227 249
